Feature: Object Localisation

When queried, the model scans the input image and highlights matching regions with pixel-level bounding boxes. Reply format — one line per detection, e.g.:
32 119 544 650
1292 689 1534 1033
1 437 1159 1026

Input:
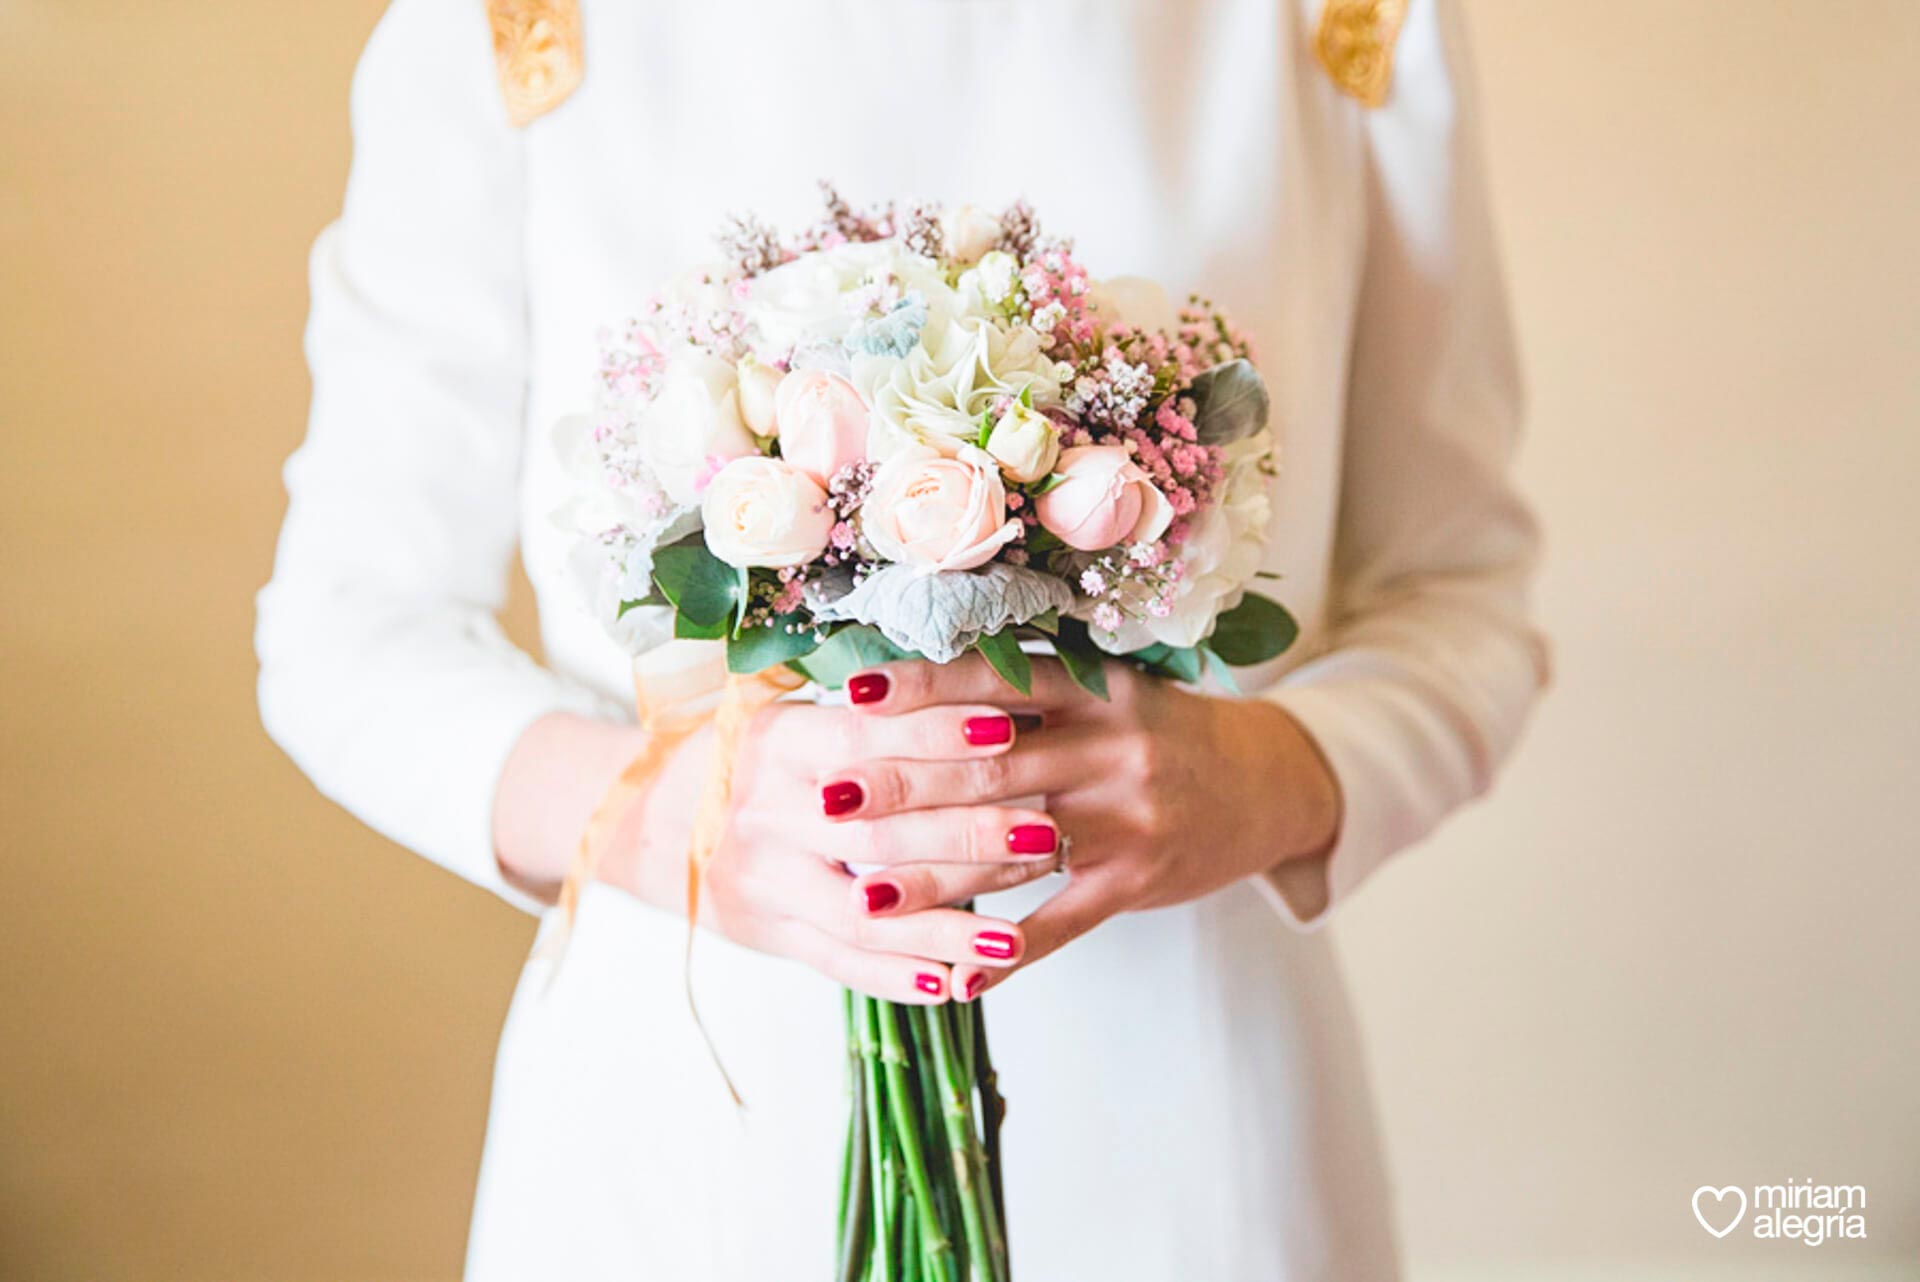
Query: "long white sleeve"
1262 0 1550 928
256 0 614 912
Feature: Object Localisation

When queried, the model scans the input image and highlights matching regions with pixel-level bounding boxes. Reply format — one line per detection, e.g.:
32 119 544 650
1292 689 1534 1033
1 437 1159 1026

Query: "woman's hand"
595 695 1062 1005
836 654 1342 1001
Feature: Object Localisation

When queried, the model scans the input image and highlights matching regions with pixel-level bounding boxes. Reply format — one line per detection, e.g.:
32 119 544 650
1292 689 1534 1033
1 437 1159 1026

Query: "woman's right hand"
601 697 1061 1004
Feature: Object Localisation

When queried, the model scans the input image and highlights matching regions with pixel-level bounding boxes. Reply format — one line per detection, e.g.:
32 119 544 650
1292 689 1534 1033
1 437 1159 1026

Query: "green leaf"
976 408 996 449
974 628 1032 696
1051 619 1110 700
731 564 750 638
1029 472 1068 496
651 539 741 628
615 591 664 620
788 624 917 690
1200 645 1242 694
673 612 729 641
1018 385 1033 409
1206 592 1299 666
1157 646 1204 684
1186 358 1271 445
726 613 822 674
1023 526 1065 553
1027 608 1060 636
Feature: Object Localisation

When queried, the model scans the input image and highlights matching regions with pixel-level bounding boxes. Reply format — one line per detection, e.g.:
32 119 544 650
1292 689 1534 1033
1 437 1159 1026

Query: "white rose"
747 241 965 356
745 240 893 352
863 317 1063 460
938 205 1004 266
700 455 834 568
983 399 1060 483
634 354 758 506
735 354 783 436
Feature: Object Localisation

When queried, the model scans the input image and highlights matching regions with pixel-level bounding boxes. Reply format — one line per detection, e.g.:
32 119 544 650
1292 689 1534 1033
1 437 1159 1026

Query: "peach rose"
862 445 1021 572
1033 445 1173 552
774 368 869 486
700 456 834 569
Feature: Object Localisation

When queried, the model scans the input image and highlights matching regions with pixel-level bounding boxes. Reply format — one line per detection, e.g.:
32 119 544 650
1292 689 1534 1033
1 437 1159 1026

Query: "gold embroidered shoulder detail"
1314 0 1407 108
488 0 583 127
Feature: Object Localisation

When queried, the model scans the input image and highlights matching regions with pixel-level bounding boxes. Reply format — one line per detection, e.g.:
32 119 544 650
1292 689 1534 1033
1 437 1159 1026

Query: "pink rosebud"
775 369 870 487
1033 445 1174 552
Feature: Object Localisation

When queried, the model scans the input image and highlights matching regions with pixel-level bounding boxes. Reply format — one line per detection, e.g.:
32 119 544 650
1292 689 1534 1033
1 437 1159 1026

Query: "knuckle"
862 764 905 815
965 753 1013 801
892 866 934 907
988 860 1038 892
1116 730 1158 783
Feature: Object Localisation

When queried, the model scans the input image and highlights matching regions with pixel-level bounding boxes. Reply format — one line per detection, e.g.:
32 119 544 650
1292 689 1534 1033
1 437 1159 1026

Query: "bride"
258 0 1545 1277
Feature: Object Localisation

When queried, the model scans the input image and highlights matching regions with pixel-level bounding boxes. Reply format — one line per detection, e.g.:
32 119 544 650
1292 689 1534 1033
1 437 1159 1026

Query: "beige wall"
2 3 1914 1280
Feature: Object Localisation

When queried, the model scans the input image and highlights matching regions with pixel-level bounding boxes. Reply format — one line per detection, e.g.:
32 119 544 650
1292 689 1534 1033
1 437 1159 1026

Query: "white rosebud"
984 399 1061 484
969 250 1019 304
939 205 1005 266
735 354 783 437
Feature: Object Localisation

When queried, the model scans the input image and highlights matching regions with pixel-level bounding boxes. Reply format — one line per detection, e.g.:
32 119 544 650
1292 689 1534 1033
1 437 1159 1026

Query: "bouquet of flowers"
558 185 1297 1281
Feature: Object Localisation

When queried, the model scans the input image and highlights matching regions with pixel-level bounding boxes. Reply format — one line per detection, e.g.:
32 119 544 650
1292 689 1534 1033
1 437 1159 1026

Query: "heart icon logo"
1693 1185 1747 1238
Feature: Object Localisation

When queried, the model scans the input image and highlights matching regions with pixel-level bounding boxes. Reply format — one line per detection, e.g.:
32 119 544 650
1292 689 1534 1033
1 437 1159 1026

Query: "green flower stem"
900 1191 922 1282
837 992 871 1282
875 1000 958 1282
905 1009 969 1282
920 1003 1005 1281
859 998 895 1282
969 1002 1008 1249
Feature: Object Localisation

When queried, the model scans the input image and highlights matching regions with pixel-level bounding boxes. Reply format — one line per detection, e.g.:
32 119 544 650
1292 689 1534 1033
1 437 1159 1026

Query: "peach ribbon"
538 642 808 1105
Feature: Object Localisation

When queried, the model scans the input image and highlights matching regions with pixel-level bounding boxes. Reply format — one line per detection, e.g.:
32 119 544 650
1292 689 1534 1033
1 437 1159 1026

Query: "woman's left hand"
831 652 1342 1001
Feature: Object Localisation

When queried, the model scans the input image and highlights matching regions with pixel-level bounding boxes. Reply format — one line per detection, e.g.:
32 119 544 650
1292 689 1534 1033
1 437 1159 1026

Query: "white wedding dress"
258 1 1546 1277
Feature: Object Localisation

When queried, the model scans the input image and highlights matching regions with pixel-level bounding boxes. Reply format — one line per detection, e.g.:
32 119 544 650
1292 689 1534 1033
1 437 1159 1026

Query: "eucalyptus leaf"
1186 358 1270 446
789 624 917 690
673 612 730 641
727 613 822 674
651 539 741 628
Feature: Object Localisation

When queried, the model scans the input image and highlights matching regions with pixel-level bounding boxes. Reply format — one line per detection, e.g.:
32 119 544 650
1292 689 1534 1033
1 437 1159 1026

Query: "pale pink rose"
700 455 834 569
1033 445 1174 552
775 369 869 485
862 445 1021 572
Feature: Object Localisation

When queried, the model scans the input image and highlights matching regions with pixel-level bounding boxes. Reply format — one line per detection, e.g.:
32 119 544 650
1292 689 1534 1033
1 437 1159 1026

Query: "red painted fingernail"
962 714 1013 746
973 931 1017 960
965 973 986 1000
1006 824 1058 855
848 673 890 705
915 972 944 997
863 882 900 914
821 781 864 817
